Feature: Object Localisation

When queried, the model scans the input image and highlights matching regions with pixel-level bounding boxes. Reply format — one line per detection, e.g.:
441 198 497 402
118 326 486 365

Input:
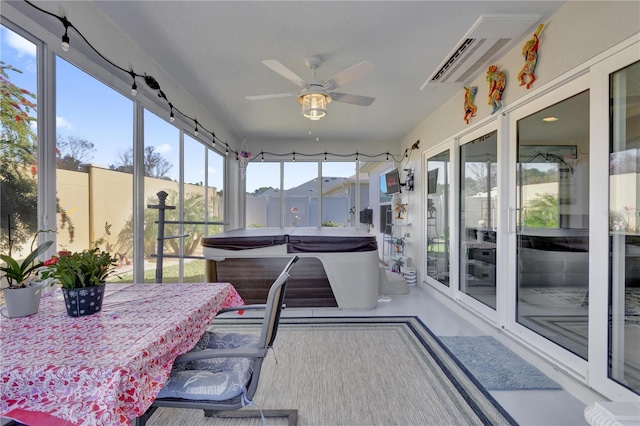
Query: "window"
246 160 364 228
245 162 281 228
322 162 363 227
0 26 39 260
55 57 134 282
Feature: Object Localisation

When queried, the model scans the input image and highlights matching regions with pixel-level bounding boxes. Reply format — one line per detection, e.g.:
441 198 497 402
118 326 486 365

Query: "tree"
251 186 275 195
520 166 558 184
523 193 559 228
1 62 38 252
1 63 74 252
109 146 173 178
56 136 96 171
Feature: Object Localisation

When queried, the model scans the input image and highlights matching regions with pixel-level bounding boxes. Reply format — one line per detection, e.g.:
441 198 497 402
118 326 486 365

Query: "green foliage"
251 186 275 195
118 189 221 258
0 63 74 252
321 221 342 227
42 247 119 288
521 167 558 184
523 193 559 228
0 237 53 288
1 62 38 252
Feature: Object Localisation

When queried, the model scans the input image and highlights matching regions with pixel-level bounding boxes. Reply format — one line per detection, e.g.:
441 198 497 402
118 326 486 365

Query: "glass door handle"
508 207 516 234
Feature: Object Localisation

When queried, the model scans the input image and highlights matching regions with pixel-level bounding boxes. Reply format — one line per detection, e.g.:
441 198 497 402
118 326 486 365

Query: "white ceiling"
21 1 568 146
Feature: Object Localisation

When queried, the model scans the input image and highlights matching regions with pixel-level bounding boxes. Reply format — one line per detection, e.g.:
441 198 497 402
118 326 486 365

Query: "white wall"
398 1 640 285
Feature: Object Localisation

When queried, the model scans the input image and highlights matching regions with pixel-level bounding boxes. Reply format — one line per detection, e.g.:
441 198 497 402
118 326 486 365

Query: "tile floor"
239 284 591 426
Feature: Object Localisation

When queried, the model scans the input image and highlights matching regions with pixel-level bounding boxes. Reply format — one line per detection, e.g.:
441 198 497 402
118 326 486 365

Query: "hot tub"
201 227 379 309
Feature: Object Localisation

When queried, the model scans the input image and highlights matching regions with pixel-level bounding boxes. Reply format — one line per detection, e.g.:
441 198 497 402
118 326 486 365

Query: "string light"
23 1 411 165
129 71 137 96
60 17 70 52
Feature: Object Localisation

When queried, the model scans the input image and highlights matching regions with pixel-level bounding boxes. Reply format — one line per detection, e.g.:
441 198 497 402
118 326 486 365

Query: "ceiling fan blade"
330 92 375 106
246 92 297 101
325 61 375 90
262 60 307 88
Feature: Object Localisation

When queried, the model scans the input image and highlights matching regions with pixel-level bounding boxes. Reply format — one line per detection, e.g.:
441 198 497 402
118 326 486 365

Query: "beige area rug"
146 316 516 426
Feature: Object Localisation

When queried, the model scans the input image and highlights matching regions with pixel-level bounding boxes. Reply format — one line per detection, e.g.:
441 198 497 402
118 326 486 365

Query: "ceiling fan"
246 57 375 120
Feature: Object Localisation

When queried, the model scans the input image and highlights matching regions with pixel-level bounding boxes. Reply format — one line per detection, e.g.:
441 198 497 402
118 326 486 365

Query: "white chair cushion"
158 332 260 401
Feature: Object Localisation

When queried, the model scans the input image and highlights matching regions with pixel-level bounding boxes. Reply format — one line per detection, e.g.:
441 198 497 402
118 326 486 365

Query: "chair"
134 256 300 426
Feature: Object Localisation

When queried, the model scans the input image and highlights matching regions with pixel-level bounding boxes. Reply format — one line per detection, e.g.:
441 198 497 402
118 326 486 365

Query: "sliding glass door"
426 150 451 286
460 130 497 309
608 59 640 394
515 91 590 359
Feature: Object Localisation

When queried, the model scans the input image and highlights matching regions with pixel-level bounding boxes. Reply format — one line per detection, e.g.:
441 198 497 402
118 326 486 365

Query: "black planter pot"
62 286 105 317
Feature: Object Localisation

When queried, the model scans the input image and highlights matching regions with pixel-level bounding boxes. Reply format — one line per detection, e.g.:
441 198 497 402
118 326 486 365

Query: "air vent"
420 14 541 89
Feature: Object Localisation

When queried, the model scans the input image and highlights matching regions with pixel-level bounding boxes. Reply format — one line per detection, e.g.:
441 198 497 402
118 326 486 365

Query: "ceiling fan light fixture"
298 92 331 121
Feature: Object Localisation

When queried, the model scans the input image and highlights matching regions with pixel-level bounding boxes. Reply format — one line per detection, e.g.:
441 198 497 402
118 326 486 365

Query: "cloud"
155 143 172 153
208 166 217 174
56 116 73 130
6 31 36 58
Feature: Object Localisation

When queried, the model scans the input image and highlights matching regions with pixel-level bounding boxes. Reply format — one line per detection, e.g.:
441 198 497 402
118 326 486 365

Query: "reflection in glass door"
516 91 590 359
426 151 450 286
460 131 497 309
609 60 640 394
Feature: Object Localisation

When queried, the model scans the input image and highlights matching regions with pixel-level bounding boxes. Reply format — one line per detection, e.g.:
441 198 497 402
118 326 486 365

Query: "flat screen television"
427 169 439 194
385 168 401 194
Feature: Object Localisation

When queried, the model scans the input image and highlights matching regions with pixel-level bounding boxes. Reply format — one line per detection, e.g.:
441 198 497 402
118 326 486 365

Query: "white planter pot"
1 282 44 318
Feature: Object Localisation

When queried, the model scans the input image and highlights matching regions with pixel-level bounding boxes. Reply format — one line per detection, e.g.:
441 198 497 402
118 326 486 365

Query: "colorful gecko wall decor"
518 24 545 89
486 65 506 114
463 86 478 124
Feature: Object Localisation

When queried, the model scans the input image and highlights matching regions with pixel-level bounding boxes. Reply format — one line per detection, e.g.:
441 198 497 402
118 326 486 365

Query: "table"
202 227 379 309
0 282 244 425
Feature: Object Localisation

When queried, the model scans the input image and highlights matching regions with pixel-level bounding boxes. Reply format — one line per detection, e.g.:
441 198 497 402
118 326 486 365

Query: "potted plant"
0 237 53 318
42 247 119 317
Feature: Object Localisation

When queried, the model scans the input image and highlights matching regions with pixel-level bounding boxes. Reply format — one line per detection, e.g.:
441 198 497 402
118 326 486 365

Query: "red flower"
58 250 72 257
44 257 58 267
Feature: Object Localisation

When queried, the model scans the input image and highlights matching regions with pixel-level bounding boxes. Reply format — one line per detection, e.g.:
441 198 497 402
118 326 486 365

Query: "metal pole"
155 191 167 283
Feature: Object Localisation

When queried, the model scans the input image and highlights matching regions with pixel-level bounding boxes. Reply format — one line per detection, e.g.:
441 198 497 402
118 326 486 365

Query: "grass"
112 259 207 283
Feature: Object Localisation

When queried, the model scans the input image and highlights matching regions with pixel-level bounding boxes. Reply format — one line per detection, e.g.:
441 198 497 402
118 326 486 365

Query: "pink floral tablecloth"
0 282 244 425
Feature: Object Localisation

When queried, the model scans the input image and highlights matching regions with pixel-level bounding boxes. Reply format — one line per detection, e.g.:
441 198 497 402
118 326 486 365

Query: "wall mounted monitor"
385 168 402 194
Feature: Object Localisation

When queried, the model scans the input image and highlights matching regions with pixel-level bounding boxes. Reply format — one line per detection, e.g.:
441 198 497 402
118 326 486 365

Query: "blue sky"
1 25 357 192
